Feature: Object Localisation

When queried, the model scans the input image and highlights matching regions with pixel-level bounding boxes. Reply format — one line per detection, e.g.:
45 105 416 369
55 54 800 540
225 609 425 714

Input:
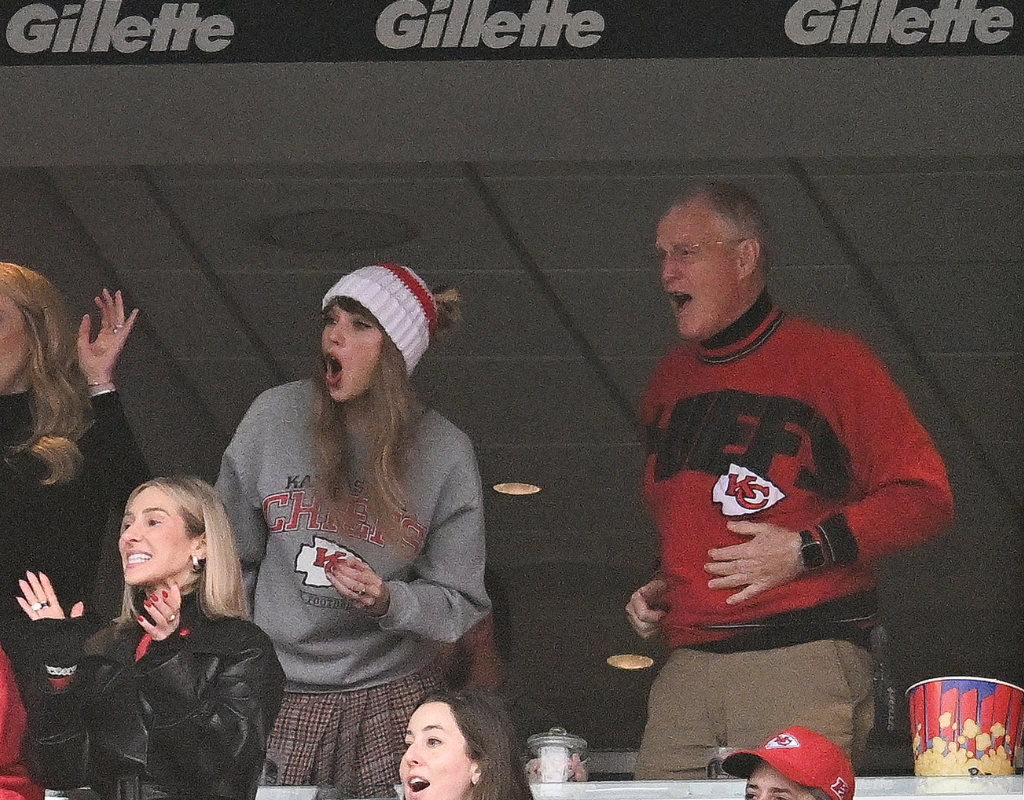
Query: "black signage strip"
0 0 1018 65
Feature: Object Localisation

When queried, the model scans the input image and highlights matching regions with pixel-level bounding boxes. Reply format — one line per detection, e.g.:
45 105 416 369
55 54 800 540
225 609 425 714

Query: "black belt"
688 591 877 654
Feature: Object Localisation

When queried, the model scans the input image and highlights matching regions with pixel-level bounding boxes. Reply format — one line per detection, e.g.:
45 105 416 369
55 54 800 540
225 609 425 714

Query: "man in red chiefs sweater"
626 183 953 779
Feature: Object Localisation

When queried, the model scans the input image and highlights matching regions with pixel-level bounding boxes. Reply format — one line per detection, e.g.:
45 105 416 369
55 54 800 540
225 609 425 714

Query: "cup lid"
527 727 588 754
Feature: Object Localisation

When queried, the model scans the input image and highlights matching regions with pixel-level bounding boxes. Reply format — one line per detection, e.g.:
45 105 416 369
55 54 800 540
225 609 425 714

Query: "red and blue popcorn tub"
907 677 1023 775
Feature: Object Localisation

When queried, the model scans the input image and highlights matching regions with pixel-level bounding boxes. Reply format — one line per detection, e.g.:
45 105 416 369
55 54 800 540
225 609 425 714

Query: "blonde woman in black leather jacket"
16 476 284 800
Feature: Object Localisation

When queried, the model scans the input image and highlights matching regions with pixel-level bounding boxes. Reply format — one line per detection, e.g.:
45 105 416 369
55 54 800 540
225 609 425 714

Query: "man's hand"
705 522 804 605
626 578 669 639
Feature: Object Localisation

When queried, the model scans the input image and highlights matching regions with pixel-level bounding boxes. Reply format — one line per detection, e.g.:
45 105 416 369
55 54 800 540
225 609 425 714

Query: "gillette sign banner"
375 0 605 50
784 0 1014 45
5 1 234 54
0 0 1018 64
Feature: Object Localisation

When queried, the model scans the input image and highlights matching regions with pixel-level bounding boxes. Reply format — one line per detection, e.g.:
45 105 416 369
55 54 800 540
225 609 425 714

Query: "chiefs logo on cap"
764 732 801 749
830 777 851 800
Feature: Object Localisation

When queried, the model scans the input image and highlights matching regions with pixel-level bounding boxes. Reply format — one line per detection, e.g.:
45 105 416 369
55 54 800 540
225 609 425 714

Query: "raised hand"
78 288 139 388
138 584 182 641
18 571 84 621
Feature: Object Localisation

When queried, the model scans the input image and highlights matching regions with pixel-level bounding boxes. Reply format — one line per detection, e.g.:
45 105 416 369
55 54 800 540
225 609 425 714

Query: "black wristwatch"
799 530 826 570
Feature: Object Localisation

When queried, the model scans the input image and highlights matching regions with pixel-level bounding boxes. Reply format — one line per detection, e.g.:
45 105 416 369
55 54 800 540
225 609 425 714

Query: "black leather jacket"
21 597 284 800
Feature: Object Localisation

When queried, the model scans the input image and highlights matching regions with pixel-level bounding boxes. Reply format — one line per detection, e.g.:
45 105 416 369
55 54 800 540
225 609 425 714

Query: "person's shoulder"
775 314 899 396
250 380 311 408
88 389 121 412
190 615 277 652
415 409 478 470
646 342 698 386
779 313 881 360
418 408 472 446
237 380 311 424
187 617 285 685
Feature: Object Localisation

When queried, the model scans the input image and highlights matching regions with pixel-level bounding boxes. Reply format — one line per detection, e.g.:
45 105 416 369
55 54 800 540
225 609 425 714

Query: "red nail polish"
162 590 169 598
137 615 145 623
144 599 151 607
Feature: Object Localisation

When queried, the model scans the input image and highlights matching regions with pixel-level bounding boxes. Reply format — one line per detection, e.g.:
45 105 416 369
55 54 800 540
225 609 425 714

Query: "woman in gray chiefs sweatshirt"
217 263 489 798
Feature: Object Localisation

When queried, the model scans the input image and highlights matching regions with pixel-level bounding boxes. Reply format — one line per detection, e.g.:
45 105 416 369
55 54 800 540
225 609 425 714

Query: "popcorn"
907 677 1023 776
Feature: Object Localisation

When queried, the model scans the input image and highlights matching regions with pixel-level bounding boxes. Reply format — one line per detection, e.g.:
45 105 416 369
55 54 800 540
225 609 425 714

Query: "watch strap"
800 529 826 570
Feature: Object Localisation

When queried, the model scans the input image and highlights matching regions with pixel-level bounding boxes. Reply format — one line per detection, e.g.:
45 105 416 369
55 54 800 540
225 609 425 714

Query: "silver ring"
112 324 124 333
357 588 366 596
168 614 176 622
30 601 48 611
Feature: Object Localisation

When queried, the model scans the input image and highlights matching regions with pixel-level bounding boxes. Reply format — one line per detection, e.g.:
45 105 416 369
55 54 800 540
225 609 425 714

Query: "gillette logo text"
6 1 235 54
785 0 1013 45
376 0 605 50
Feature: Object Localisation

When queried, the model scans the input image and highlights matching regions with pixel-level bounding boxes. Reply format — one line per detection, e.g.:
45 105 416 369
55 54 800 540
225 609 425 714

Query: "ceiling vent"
260 209 419 253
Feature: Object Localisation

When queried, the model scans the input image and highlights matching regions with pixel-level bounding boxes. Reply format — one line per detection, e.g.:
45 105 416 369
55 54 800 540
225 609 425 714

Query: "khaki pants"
635 639 874 780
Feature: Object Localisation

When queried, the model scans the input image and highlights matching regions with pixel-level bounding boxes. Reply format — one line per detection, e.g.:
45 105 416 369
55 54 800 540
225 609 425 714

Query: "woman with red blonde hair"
0 262 146 646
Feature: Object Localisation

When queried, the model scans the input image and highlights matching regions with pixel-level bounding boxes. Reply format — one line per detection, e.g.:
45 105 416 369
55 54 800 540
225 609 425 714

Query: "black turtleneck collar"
697 291 784 365
132 587 203 627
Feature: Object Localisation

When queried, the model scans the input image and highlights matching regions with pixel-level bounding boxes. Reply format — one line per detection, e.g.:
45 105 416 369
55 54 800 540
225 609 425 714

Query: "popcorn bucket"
906 677 1024 775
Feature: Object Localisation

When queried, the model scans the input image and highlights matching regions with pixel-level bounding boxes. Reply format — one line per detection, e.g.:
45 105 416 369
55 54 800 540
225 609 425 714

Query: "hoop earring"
192 554 206 572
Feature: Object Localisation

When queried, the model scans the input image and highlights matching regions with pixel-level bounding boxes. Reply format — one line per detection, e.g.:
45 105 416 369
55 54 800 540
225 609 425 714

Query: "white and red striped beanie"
322 263 438 374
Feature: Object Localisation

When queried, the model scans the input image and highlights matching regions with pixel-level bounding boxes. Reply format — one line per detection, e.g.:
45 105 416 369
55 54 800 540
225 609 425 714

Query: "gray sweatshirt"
216 380 489 692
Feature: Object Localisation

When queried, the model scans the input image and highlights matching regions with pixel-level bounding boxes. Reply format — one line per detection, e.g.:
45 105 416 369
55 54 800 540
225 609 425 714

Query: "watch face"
802 541 826 569
799 530 826 569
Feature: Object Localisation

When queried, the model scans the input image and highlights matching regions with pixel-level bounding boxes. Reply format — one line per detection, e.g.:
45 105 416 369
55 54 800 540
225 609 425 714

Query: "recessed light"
493 482 541 496
607 654 654 670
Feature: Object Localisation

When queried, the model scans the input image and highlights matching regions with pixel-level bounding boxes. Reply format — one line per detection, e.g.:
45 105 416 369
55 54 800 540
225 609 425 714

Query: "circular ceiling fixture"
493 482 542 496
260 208 419 253
606 654 655 670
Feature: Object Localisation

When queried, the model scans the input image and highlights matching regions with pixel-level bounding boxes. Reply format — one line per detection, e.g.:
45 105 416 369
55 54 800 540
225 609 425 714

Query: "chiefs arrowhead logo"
713 463 785 516
830 777 851 800
295 536 360 587
764 732 801 749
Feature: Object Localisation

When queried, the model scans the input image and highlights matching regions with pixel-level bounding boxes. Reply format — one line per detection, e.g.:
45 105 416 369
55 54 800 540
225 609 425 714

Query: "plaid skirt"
264 662 444 798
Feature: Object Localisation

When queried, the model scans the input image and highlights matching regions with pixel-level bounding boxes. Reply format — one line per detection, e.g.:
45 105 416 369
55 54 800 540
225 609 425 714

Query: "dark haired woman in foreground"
402 690 532 800
16 476 284 800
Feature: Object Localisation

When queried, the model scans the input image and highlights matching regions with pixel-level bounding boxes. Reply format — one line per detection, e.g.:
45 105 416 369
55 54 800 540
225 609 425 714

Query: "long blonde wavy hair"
0 262 91 484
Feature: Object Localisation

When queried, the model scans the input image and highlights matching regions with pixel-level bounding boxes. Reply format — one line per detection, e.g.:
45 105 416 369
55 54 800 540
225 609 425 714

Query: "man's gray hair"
671 182 772 264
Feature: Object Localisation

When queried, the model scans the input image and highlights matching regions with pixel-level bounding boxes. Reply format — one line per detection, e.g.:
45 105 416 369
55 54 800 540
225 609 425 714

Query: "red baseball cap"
722 726 855 800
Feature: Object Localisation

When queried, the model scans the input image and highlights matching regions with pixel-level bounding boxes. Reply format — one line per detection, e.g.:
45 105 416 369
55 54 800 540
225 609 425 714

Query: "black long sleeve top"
0 391 148 625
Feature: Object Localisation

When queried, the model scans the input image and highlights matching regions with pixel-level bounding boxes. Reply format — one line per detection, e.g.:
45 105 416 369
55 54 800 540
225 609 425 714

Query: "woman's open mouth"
324 354 343 388
407 777 430 794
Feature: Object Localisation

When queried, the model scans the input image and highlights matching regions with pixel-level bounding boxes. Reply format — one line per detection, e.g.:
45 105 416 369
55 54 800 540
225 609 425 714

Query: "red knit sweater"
642 298 954 649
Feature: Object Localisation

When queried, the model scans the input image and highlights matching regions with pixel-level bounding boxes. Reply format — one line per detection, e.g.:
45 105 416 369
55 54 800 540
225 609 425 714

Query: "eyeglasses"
657 238 747 263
